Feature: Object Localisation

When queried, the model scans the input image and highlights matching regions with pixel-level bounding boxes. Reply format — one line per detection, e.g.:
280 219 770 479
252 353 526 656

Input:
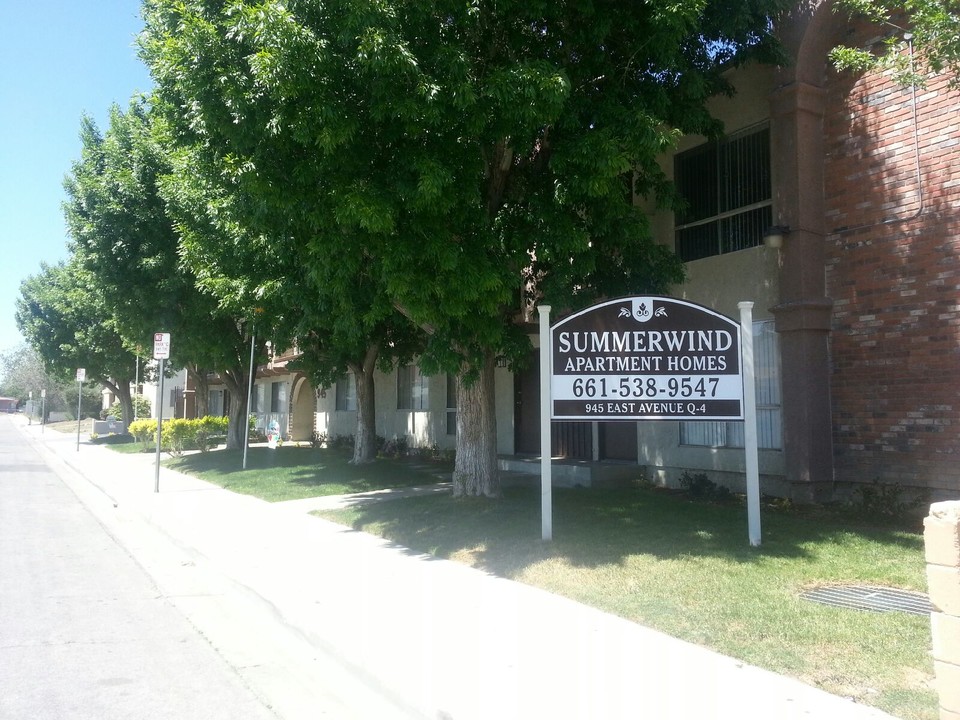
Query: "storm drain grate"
800 585 934 616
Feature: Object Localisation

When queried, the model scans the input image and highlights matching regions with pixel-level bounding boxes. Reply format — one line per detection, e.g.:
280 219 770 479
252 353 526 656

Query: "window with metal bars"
680 320 782 450
674 125 771 262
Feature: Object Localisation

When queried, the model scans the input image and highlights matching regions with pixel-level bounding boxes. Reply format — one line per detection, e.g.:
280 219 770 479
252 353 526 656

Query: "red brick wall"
823 33 960 498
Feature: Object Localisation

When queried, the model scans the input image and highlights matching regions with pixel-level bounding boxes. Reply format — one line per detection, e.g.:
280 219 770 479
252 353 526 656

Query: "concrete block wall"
823 22 960 498
925 501 960 720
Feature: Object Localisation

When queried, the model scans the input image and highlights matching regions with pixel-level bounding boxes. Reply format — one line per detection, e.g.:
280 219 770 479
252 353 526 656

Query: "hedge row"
128 416 230 455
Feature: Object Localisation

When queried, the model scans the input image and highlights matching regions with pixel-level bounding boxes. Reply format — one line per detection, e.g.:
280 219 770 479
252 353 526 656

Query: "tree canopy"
61 101 261 447
140 0 785 494
15 259 138 424
831 0 960 88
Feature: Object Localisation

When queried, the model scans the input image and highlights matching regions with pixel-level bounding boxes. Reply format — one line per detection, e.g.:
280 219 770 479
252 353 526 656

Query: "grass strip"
163 446 450 502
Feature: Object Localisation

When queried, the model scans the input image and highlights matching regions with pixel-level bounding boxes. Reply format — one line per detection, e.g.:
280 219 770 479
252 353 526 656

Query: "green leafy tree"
0 343 68 417
157 135 425 463
831 0 960 88
141 0 782 495
16 260 139 425
62 101 256 448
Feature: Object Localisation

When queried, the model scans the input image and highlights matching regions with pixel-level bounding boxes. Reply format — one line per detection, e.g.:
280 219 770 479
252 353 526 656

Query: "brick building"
629 2 960 503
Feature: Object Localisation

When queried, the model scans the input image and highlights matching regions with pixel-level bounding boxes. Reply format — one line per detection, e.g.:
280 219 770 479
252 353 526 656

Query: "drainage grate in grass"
800 585 934 616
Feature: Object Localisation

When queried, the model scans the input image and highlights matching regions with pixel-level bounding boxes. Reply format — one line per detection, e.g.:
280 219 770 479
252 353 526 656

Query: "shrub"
679 471 733 503
195 415 229 452
379 435 409 458
853 479 928 520
162 418 195 457
128 419 157 451
100 395 152 421
330 434 355 451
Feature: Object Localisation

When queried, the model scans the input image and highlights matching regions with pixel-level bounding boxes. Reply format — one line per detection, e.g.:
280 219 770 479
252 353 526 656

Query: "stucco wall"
314 364 515 454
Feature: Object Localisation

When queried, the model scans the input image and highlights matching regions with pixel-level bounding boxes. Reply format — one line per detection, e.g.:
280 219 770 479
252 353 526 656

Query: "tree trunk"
115 380 133 428
102 378 133 427
221 369 248 450
351 344 380 464
453 352 500 497
187 364 210 418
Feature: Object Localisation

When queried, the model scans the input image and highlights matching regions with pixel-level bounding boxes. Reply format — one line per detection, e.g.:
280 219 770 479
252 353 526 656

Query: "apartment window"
446 374 457 436
335 374 357 411
398 365 429 410
680 321 782 450
270 381 287 413
251 383 265 413
209 389 224 417
674 125 771 262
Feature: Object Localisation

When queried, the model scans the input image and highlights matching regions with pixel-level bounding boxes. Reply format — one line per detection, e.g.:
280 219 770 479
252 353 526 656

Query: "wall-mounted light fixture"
763 225 790 249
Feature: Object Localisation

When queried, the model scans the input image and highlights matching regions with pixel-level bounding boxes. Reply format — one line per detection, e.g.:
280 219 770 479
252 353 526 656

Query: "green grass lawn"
316 485 935 720
162 446 452 502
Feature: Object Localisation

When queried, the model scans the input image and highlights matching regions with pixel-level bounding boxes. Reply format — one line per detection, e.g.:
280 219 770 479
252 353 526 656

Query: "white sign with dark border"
538 297 761 546
550 296 744 421
153 332 171 360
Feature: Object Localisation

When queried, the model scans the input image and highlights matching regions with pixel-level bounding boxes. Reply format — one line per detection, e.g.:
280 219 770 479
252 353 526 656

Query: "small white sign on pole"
153 332 171 360
75 368 86 382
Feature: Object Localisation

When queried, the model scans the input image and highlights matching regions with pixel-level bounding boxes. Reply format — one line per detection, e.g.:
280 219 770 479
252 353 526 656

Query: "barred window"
680 321 782 450
674 125 772 262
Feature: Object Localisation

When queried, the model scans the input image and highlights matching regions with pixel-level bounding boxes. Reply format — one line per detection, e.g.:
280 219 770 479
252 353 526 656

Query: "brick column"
925 501 960 720
769 81 835 503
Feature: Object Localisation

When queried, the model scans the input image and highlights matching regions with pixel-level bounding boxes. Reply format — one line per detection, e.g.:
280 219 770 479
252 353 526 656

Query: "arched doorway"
290 376 316 442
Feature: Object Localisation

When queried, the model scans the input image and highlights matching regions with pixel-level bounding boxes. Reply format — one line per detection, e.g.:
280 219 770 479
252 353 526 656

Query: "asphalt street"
0 415 279 719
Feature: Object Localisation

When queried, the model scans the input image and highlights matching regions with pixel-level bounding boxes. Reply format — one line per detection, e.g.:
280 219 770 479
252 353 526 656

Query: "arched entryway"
289 376 316 442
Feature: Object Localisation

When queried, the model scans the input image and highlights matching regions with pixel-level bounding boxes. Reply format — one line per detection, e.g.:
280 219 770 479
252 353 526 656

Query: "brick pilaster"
925 501 960 720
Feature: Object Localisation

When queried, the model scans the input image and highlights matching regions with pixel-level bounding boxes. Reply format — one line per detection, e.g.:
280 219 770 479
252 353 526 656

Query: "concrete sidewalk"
17 420 900 720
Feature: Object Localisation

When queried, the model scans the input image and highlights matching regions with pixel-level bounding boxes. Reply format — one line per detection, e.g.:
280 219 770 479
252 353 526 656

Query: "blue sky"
0 0 152 356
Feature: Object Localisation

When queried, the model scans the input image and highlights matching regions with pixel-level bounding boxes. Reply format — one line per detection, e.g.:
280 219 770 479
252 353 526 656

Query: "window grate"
675 125 771 262
800 585 934 616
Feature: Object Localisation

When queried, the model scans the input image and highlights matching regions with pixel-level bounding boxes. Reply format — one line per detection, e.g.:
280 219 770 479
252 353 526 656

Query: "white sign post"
540 296 761 545
153 333 171 492
41 389 46 433
75 368 85 451
538 306 552 541
739 302 761 546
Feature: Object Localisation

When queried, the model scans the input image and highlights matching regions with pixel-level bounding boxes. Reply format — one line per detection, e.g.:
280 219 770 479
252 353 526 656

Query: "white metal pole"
538 305 552 541
76 381 83 451
134 356 140 421
155 358 165 493
243 330 256 470
738 301 761 547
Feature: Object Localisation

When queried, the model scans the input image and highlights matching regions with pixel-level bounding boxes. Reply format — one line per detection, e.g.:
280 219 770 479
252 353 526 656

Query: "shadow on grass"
165 446 452 499
330 484 925 576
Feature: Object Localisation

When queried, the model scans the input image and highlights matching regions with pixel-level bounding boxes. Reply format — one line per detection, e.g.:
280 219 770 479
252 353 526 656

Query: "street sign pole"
243 329 255 470
155 358 165 492
152 332 171 493
41 389 46 433
75 368 85 451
